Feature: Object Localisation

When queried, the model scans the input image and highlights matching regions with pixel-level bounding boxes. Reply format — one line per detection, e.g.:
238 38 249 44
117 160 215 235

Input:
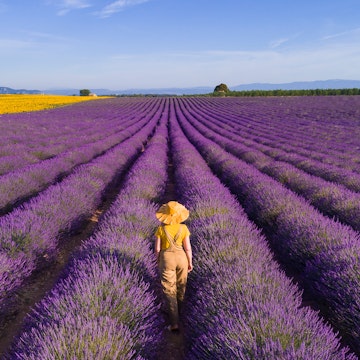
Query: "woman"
155 201 193 331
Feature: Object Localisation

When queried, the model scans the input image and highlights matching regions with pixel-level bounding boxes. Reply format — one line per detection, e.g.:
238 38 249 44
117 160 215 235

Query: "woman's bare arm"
155 236 161 262
183 236 193 271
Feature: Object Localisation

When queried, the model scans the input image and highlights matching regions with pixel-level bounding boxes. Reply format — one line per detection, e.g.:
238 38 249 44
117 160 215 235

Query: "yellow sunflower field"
0 94 106 114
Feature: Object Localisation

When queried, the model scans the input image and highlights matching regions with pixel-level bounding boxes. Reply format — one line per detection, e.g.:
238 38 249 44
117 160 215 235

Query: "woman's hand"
183 235 193 272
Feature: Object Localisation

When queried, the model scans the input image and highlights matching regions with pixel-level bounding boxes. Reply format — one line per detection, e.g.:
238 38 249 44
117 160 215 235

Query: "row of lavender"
174 98 360 352
178 98 360 232
4 100 171 359
5 97 357 359
189 97 360 175
0 98 163 314
0 98 153 175
188 95 360 181
0 99 161 214
192 96 360 171
168 101 356 358
0 98 156 177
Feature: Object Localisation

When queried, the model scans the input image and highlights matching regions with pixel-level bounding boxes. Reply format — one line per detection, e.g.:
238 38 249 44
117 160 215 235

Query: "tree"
214 83 230 93
79 89 91 96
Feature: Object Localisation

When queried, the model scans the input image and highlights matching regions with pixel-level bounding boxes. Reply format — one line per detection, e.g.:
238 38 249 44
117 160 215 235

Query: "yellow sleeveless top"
155 224 190 250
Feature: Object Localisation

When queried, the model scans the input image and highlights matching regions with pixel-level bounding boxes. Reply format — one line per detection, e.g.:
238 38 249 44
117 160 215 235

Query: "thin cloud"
108 49 282 67
22 30 69 42
53 0 92 16
104 40 360 86
268 32 304 49
269 37 289 49
322 27 360 40
0 38 35 50
0 31 72 57
97 0 150 18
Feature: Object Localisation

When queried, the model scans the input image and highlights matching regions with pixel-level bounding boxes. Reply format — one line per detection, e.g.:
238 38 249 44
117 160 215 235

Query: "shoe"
167 325 179 332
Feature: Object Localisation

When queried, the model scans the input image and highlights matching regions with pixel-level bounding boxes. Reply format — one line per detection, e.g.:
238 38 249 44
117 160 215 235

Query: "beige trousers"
159 246 188 327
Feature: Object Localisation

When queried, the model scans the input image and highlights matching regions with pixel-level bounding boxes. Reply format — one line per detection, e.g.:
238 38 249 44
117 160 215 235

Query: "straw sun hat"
156 201 189 225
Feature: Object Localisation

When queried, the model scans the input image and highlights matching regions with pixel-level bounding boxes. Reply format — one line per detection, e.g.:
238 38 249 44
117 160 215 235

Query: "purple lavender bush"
0 111 148 214
169 100 356 359
179 102 360 232
6 101 170 359
183 96 360 181
0 100 162 313
186 96 360 173
0 98 139 174
10 254 157 360
175 99 360 353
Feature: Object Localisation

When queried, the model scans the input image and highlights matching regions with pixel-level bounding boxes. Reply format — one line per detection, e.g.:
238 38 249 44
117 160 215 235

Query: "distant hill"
41 87 213 96
231 79 360 91
39 79 360 95
1 79 360 96
0 86 41 94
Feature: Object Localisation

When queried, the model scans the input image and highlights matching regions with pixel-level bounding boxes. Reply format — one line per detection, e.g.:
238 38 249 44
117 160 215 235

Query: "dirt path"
155 158 188 360
157 326 186 359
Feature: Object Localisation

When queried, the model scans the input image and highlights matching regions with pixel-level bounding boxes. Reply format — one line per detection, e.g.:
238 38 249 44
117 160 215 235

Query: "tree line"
213 84 360 97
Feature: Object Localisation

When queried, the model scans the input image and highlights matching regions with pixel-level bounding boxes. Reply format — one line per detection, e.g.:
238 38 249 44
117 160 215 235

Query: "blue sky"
1 0 360 90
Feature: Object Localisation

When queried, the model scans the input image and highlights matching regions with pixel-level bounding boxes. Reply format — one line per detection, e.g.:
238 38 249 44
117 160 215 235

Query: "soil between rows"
0 203 105 356
155 160 187 360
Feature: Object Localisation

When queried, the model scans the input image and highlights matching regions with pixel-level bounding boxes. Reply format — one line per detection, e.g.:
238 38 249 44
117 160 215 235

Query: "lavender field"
0 96 359 359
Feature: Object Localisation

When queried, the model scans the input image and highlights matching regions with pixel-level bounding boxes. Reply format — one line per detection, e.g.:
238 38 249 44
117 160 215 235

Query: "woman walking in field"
155 201 193 332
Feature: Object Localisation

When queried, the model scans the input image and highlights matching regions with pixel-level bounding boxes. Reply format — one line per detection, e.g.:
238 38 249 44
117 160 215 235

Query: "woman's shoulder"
181 223 190 235
155 225 164 235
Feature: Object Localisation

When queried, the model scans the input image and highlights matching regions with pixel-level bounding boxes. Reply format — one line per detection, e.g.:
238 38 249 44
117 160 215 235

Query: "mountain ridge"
231 79 360 91
1 79 360 96
0 86 42 95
